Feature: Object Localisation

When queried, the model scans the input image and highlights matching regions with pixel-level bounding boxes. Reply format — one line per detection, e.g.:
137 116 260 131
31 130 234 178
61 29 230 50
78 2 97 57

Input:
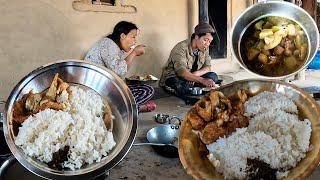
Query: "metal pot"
146 124 180 158
0 129 11 162
0 155 42 180
231 0 319 79
2 60 138 179
189 87 203 95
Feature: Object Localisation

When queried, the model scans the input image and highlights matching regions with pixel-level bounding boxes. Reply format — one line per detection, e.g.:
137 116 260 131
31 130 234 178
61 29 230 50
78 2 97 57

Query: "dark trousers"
163 72 218 101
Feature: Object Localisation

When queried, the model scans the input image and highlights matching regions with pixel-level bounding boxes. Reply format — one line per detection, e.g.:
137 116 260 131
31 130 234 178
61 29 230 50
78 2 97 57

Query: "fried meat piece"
38 101 65 111
194 96 212 122
216 110 230 126
229 90 247 115
12 73 73 126
12 115 30 124
226 114 249 134
210 91 232 126
103 101 113 131
193 90 251 145
209 91 221 111
200 122 227 144
25 92 42 113
187 108 206 130
218 98 232 112
44 73 70 100
45 73 59 101
210 91 231 109
56 78 70 95
237 89 248 103
13 92 32 124
233 102 245 115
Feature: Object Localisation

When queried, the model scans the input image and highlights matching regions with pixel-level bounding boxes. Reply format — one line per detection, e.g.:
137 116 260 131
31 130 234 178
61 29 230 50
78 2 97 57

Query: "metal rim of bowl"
2 60 138 179
231 0 319 80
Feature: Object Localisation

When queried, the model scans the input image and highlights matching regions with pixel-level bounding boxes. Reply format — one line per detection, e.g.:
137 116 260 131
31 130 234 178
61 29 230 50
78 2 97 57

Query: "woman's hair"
191 32 214 40
107 21 138 47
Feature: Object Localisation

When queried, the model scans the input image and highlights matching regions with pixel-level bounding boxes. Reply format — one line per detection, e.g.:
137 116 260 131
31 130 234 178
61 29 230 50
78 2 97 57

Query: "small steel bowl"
154 114 170 124
189 87 203 95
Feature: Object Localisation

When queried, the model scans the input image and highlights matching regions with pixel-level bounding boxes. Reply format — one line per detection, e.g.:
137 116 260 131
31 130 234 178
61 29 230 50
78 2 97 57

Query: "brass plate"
179 79 320 180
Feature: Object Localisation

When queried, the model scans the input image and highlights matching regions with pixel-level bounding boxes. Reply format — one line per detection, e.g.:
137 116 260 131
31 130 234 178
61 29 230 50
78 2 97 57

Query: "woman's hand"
133 45 146 56
125 44 146 70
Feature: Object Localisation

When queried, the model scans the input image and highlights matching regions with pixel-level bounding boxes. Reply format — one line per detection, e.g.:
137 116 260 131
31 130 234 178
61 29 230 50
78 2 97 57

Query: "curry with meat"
240 16 309 77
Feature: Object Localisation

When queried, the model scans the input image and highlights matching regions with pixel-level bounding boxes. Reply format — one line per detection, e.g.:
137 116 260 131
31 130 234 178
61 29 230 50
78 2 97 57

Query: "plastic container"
308 50 320 69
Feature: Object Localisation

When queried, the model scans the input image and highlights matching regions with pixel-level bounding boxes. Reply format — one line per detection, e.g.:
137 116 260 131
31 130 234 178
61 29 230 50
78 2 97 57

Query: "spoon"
133 143 175 147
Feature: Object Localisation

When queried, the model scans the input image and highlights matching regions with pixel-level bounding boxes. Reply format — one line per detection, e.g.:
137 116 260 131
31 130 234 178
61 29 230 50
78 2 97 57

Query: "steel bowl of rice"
2 60 138 179
179 79 320 179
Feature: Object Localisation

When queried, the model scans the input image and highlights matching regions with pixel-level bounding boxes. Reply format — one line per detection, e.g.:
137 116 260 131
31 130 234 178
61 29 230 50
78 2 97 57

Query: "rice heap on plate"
15 86 116 170
207 91 312 179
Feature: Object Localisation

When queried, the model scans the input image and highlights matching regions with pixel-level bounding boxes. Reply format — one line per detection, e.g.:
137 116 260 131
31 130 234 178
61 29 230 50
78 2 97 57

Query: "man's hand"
200 78 215 87
187 81 195 86
191 66 211 77
133 45 146 56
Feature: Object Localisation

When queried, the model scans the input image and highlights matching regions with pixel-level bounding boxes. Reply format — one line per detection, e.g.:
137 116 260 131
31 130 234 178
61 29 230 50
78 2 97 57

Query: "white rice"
208 129 280 179
15 86 116 170
244 91 298 117
247 109 311 154
207 91 311 179
15 109 74 163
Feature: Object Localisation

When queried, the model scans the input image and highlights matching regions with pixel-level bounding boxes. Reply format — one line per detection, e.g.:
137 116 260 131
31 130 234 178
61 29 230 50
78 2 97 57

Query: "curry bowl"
178 79 320 179
231 1 319 79
2 60 138 179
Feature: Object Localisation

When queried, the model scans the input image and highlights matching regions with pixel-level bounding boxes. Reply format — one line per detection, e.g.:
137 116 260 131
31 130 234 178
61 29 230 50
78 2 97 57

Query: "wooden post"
199 0 209 23
302 0 317 19
318 2 320 31
294 0 317 80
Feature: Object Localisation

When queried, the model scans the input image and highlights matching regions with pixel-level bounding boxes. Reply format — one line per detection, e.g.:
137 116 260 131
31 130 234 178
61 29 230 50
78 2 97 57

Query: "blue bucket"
308 50 320 69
